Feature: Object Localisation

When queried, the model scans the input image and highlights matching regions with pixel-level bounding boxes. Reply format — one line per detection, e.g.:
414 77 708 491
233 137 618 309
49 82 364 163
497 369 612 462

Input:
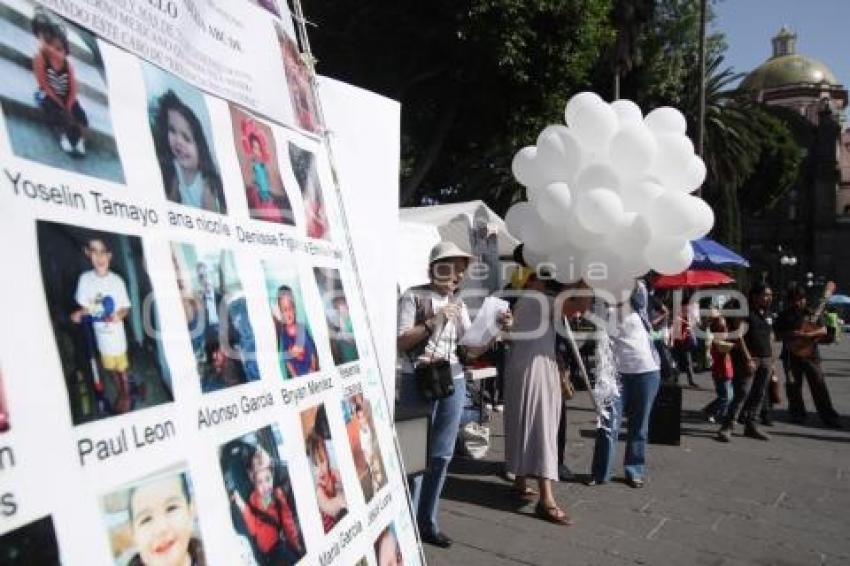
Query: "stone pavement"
424 342 850 565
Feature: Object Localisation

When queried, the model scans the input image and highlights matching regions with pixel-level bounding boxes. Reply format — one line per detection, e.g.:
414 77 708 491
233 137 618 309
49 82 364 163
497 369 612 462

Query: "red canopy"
652 270 734 289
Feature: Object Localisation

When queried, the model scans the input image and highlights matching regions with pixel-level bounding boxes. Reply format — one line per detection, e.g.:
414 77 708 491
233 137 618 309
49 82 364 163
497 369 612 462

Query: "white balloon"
549 245 584 284
504 201 535 240
511 146 545 190
561 213 610 250
644 237 694 275
574 163 621 193
684 195 715 239
533 182 573 226
647 191 712 238
570 100 619 151
622 253 651 280
523 222 551 253
609 124 658 178
536 128 584 185
620 179 664 215
610 99 643 127
609 213 652 259
650 134 696 189
644 106 687 135
680 155 707 193
511 206 551 252
512 95 713 278
581 248 635 300
565 91 605 126
576 188 625 234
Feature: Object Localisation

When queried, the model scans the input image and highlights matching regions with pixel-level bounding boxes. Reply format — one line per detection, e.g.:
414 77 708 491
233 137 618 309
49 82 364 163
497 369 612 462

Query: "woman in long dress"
505 275 590 525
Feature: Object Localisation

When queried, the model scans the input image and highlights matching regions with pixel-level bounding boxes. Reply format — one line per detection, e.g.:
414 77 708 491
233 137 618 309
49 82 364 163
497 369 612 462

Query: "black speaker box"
649 382 682 445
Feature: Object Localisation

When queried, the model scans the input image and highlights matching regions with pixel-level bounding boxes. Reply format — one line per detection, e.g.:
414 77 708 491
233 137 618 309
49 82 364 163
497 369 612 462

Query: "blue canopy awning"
690 238 749 269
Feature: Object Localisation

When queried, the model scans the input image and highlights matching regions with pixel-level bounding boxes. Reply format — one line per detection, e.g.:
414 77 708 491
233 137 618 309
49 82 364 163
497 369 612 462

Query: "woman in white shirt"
589 281 661 488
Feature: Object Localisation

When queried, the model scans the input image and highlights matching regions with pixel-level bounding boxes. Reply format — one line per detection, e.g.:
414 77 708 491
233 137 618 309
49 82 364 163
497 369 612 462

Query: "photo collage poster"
0 1 420 564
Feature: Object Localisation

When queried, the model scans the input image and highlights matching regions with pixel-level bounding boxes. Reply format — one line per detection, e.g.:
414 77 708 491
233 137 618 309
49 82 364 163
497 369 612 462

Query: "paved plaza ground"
423 341 850 565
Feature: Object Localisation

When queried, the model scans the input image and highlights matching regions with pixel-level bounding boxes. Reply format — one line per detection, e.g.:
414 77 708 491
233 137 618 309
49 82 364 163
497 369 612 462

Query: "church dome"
741 27 840 91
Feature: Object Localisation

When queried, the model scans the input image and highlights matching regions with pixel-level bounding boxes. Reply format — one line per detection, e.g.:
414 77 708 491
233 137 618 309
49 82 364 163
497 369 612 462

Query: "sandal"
511 485 538 500
535 502 574 526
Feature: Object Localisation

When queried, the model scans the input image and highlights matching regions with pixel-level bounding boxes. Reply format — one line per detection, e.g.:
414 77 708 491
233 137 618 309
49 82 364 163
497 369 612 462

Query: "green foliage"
304 0 802 246
673 54 802 249
303 0 615 209
610 0 725 106
738 109 804 214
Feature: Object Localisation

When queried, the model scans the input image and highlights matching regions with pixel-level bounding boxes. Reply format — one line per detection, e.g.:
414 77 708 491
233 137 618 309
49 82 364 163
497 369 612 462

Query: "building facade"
740 27 850 298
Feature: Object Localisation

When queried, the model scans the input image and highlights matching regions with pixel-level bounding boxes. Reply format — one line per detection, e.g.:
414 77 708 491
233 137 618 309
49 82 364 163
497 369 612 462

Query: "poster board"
317 76 400 410
0 1 421 564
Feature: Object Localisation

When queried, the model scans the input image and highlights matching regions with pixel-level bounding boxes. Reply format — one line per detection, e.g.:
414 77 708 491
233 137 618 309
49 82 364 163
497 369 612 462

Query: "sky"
712 0 850 91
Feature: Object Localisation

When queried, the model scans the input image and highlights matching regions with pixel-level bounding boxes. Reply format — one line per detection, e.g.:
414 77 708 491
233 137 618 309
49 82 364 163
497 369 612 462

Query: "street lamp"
777 253 798 308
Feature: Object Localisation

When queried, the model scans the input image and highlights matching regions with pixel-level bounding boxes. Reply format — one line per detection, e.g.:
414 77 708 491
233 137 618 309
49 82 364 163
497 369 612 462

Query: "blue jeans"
398 372 466 535
712 378 733 421
592 370 660 482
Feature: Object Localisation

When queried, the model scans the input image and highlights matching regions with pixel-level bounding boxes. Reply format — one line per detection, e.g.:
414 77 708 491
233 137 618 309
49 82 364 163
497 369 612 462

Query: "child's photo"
247 0 280 17
263 260 320 379
0 2 124 182
342 391 387 503
101 467 206 566
300 404 348 533
229 105 295 226
288 142 329 240
171 243 260 393
374 523 404 566
0 515 61 565
277 29 320 134
220 424 306 566
37 221 173 425
142 63 226 214
0 366 9 433
313 268 359 366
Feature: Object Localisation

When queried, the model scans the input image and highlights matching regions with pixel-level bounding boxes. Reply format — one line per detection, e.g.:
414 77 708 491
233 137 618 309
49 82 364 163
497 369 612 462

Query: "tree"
680 55 802 249
606 1 800 250
610 0 655 99
303 0 615 210
603 0 725 106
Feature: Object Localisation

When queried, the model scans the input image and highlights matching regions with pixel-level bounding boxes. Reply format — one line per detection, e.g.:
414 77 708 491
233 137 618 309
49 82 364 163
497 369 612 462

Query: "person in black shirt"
716 284 774 441
774 286 842 428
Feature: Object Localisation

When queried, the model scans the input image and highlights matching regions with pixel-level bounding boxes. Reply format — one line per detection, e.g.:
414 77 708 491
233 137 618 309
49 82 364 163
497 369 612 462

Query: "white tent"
397 200 519 296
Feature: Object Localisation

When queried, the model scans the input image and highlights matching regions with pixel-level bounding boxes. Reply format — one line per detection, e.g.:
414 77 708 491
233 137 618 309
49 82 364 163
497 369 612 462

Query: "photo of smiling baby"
142 63 226 214
101 467 206 566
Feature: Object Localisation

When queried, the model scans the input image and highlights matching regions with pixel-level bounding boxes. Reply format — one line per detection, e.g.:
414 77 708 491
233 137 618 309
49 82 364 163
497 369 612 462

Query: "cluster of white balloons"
506 91 714 299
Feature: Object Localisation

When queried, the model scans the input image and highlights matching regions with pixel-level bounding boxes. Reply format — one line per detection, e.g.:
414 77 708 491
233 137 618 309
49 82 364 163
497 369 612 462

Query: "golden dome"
741 27 840 92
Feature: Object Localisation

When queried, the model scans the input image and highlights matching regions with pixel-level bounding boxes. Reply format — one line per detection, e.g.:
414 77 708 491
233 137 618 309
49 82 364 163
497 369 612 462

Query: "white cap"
429 241 473 264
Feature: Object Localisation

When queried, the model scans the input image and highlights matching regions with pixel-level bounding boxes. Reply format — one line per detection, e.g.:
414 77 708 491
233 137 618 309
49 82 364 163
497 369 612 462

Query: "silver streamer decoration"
593 310 621 430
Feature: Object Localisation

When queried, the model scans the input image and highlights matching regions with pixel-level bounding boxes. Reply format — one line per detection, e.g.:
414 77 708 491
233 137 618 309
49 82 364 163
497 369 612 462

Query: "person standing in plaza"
589 280 661 489
774 286 842 428
717 284 775 442
672 291 699 388
396 241 511 547
505 274 590 524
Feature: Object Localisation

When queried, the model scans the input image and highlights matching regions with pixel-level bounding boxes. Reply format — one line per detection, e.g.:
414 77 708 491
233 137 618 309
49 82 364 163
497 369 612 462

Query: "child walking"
706 312 734 423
